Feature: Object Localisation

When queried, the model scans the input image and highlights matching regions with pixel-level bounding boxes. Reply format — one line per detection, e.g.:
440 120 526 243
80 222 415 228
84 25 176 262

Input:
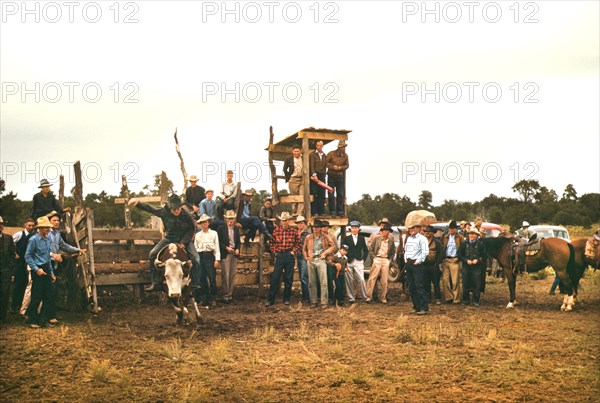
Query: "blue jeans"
327 175 345 216
550 274 560 293
267 251 295 303
297 256 309 302
406 262 428 312
240 216 269 241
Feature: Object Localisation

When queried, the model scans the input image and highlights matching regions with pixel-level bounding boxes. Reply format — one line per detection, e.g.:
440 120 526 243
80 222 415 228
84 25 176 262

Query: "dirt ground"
1 272 599 402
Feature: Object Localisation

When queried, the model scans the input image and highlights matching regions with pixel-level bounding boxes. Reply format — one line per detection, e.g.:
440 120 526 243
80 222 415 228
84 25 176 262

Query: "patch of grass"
87 358 116 383
207 337 233 365
163 337 188 362
373 369 385 378
254 325 279 342
295 321 309 340
528 268 551 280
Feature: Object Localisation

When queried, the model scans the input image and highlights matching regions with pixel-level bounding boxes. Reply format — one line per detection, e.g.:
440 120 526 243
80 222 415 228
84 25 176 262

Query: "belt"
199 251 214 255
277 250 293 254
445 257 458 260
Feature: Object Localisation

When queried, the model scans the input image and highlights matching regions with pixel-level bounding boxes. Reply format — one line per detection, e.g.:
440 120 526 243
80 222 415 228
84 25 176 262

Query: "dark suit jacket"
0 233 16 274
343 234 369 263
217 224 241 258
31 191 63 219
283 155 303 183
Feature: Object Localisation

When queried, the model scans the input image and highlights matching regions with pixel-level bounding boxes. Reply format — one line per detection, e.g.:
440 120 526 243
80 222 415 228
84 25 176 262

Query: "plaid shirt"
271 226 301 255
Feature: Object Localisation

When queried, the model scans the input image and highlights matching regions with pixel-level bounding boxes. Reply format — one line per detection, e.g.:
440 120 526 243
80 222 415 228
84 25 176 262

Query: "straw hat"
278 212 292 221
35 216 53 228
224 210 236 219
187 175 199 182
38 179 52 188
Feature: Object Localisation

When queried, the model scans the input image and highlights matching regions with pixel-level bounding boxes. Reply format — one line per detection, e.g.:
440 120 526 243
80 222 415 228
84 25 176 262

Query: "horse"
155 243 202 325
482 234 582 311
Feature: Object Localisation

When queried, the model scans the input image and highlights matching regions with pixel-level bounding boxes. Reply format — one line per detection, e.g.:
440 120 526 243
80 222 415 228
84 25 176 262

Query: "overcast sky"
1 1 598 206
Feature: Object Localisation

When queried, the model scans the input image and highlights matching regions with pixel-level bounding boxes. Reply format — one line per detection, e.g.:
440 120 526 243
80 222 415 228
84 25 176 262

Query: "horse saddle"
524 234 542 255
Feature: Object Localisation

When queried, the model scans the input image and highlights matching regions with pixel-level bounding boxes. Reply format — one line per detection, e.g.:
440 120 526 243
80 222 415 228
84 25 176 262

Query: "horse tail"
566 242 576 283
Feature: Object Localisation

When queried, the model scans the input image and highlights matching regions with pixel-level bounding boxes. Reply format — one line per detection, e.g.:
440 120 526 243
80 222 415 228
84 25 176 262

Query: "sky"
1 0 599 206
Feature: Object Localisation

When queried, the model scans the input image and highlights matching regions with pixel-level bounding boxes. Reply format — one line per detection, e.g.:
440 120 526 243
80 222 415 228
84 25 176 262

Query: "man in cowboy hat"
194 213 221 306
45 211 84 324
217 170 238 220
441 220 464 304
294 215 311 303
129 194 199 292
326 140 349 217
184 175 206 219
517 221 531 240
458 227 487 306
31 179 68 219
0 216 16 322
217 210 241 303
24 216 54 328
266 212 301 306
343 220 369 303
303 219 337 308
366 224 396 304
240 189 271 246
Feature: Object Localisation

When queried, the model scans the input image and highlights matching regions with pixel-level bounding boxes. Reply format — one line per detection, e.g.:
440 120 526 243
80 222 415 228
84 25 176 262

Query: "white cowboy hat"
196 214 212 223
224 210 236 219
278 212 292 221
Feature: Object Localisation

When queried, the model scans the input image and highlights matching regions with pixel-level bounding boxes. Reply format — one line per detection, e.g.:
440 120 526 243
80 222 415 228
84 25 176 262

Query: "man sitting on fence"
129 194 200 293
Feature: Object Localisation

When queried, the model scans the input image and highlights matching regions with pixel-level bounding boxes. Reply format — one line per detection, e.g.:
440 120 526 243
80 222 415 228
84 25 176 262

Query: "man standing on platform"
284 145 305 216
326 140 349 217
309 140 327 215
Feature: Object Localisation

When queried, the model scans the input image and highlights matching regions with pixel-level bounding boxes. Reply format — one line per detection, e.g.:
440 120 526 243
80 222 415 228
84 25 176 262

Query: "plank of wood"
279 195 313 204
297 131 348 141
92 228 162 241
95 272 151 286
114 196 162 204
94 262 149 273
93 244 154 263
265 144 294 154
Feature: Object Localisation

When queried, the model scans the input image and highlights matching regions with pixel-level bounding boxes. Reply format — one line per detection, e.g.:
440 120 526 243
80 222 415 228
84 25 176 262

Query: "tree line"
1 177 598 232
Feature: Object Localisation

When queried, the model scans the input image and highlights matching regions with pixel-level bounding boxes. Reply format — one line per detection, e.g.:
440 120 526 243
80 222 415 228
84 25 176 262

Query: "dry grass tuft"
207 337 233 365
254 325 279 342
87 358 117 383
163 337 188 362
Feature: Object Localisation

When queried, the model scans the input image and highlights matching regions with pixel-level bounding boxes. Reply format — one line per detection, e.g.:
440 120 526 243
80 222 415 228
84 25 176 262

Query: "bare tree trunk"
174 129 189 196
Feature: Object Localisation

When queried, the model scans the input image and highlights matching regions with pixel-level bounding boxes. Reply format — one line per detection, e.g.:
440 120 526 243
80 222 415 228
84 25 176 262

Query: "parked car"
525 225 571 241
335 225 401 282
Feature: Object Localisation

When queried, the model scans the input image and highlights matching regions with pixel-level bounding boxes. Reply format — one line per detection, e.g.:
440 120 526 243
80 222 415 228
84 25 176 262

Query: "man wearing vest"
423 225 444 305
458 228 487 306
11 218 35 314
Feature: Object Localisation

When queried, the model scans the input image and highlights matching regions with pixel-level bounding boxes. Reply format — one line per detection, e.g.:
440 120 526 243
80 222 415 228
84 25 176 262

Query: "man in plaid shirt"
266 212 301 306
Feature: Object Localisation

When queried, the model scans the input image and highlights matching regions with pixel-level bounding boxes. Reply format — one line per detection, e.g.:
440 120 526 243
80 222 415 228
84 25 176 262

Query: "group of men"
1 179 84 327
283 139 349 217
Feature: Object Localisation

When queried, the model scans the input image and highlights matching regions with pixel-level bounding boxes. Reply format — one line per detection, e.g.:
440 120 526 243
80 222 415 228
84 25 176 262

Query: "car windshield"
533 229 554 238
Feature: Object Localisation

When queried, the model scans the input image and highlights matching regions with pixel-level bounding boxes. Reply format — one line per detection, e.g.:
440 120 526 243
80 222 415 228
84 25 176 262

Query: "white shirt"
194 229 221 261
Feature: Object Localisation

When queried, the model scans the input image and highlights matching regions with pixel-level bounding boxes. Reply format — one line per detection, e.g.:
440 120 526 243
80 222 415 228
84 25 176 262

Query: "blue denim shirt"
25 233 52 273
48 228 79 256
199 198 217 219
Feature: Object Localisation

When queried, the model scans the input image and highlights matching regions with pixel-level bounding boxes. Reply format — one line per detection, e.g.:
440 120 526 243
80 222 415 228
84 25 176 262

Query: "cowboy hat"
337 140 347 148
187 175 199 182
468 228 480 235
425 225 436 233
205 189 214 193
378 218 390 225
0 216 4 224
169 194 182 209
449 220 459 229
243 189 254 196
381 224 394 232
38 179 52 188
522 221 530 227
197 214 212 223
294 215 307 223
278 212 292 221
45 211 60 219
35 216 53 228
312 219 323 228
224 210 236 219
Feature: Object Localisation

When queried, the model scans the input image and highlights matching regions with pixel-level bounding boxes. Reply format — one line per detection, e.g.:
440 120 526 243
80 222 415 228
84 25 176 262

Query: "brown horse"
482 235 581 311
